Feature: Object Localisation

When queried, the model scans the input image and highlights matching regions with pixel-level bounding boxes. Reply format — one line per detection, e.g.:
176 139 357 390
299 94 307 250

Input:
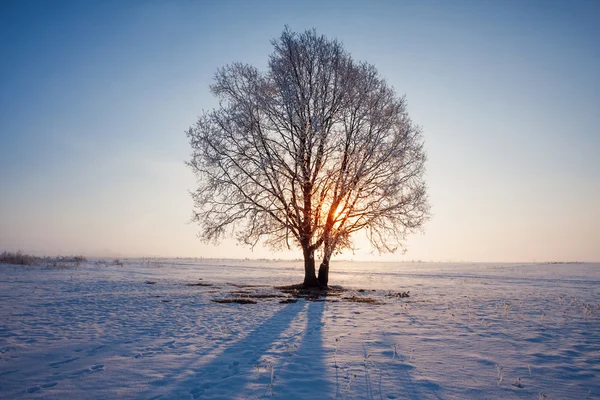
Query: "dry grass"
212 298 258 305
0 252 87 267
202 283 391 305
0 251 39 265
248 293 288 299
342 296 383 305
386 291 410 298
47 255 87 267
227 283 269 289
276 284 347 301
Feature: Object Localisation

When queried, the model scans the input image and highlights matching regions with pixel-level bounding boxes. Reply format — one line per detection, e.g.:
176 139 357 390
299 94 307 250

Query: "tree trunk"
302 247 319 287
318 237 333 288
317 260 329 288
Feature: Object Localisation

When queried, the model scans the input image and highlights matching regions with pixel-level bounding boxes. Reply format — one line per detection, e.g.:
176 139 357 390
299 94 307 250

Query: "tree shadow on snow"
156 302 305 399
273 300 332 398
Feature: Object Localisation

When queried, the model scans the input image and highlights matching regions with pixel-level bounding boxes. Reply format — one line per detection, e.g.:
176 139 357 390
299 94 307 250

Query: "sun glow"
332 204 345 222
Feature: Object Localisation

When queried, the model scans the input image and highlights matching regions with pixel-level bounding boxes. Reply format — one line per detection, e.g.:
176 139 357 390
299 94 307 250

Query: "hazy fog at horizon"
1 0 599 262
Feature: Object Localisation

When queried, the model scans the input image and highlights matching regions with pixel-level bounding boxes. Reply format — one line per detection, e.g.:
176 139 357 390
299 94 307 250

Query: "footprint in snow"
0 369 19 376
87 344 106 356
70 364 105 377
26 386 42 393
190 387 205 399
25 382 58 392
49 357 80 367
135 352 155 358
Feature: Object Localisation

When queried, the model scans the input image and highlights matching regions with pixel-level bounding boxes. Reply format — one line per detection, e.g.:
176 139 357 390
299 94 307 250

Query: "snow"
0 260 598 399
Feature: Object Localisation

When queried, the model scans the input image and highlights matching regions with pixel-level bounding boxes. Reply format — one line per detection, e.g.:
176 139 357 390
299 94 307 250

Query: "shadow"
273 300 332 399
142 302 304 399
380 343 444 400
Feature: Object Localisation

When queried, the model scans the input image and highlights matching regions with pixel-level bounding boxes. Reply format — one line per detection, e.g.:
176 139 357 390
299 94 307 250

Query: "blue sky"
1 0 598 261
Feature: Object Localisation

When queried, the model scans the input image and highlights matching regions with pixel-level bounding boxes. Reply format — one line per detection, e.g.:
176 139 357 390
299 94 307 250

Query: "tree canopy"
187 28 429 287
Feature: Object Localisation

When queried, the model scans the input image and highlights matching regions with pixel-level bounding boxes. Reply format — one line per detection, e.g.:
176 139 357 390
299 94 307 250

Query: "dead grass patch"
275 284 347 301
201 282 392 305
212 298 257 305
251 293 288 299
225 291 289 300
227 283 269 289
386 291 410 298
342 296 383 305
0 252 87 267
0 251 40 265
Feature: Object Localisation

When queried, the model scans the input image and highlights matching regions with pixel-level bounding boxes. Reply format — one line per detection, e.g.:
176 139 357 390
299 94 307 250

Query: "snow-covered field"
0 259 598 399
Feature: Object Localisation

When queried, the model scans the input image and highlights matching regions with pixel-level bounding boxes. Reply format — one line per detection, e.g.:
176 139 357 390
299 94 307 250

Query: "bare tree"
187 28 429 288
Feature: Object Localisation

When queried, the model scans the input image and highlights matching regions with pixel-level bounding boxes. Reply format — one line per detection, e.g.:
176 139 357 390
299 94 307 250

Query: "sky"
1 0 599 262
